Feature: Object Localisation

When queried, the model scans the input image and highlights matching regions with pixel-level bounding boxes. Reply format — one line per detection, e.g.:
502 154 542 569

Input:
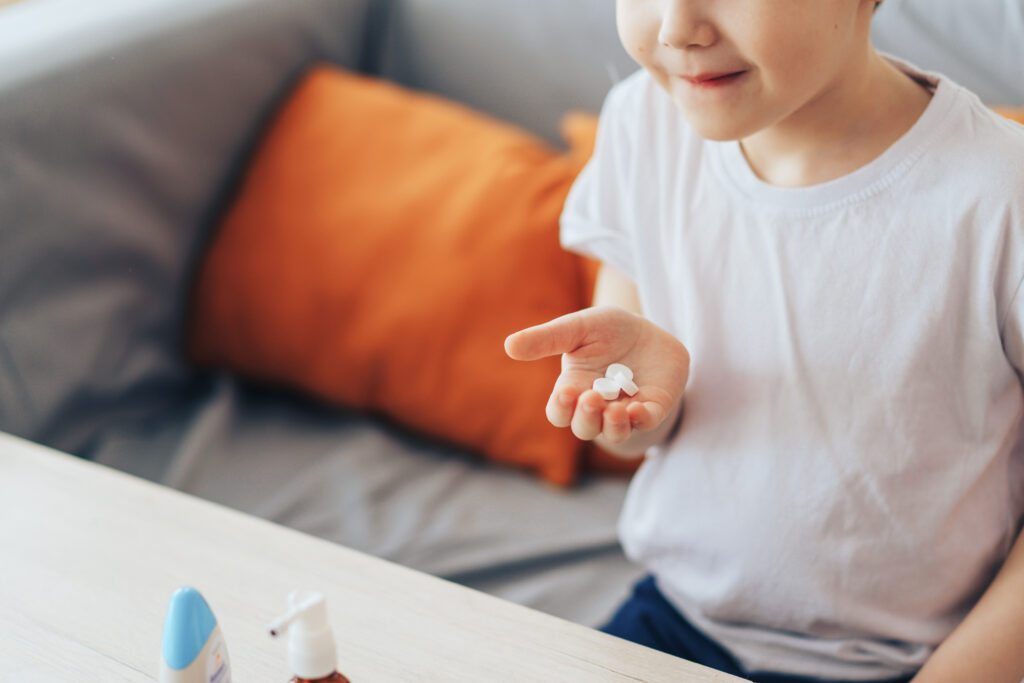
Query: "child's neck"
739 51 933 188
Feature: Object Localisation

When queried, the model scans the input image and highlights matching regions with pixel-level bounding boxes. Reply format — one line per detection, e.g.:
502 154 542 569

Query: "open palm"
505 306 689 445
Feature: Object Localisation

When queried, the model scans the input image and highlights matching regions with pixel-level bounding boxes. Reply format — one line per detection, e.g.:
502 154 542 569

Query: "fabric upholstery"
0 0 372 454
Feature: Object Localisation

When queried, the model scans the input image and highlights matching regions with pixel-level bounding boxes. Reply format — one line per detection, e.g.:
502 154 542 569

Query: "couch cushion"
0 0 372 454
91 375 645 627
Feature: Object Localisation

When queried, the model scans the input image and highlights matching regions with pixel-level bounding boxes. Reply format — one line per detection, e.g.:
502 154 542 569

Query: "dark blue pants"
601 576 915 683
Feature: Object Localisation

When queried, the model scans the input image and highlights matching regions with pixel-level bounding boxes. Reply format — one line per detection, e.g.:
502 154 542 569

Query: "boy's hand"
504 306 689 447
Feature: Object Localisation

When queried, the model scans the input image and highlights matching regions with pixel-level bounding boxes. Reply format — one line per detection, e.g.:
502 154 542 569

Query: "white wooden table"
0 431 746 681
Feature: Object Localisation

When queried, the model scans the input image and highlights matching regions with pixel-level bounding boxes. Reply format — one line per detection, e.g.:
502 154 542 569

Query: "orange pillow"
995 106 1024 125
188 65 598 486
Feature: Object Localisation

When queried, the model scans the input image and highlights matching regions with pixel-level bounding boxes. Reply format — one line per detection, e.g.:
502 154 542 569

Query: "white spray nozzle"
267 590 338 680
267 591 326 637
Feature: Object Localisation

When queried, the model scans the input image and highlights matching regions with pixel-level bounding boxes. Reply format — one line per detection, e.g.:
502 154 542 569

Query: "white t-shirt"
561 60 1024 680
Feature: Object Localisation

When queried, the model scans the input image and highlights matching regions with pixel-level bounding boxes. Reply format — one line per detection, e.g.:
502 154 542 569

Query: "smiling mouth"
682 71 746 87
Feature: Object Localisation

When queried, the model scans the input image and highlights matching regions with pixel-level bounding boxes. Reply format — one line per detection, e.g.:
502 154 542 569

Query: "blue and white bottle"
159 587 232 683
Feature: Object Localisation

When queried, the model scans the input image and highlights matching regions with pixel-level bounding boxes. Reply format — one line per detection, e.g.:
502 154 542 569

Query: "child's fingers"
545 383 581 428
504 312 587 361
571 389 605 441
627 400 668 431
601 401 632 444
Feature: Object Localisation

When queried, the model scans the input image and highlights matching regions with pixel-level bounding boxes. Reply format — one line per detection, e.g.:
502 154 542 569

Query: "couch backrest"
0 0 372 453
373 0 637 146
872 0 1024 107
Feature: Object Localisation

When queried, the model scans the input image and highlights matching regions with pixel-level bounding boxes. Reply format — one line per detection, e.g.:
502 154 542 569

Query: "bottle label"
207 634 231 683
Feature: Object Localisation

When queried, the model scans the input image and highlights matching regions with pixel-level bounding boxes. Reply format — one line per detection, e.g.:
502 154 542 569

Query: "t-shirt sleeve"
560 80 637 283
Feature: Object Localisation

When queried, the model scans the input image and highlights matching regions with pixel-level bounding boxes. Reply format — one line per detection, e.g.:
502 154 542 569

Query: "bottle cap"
268 590 338 679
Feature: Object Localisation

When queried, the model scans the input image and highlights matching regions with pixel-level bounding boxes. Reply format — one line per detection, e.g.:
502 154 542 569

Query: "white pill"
605 363 633 381
614 371 639 397
592 377 621 400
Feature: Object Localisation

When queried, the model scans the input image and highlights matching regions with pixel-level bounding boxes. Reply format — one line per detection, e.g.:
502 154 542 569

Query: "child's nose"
658 2 716 49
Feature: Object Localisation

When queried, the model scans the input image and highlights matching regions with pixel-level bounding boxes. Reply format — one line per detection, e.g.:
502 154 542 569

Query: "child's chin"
680 109 748 142
693 125 743 142
668 99 745 141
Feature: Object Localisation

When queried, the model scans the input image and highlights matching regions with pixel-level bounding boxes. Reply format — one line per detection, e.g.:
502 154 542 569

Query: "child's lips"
680 70 747 88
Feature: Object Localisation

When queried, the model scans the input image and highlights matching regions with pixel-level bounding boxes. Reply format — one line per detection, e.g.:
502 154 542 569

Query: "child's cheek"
616 3 655 64
627 44 649 67
622 39 657 74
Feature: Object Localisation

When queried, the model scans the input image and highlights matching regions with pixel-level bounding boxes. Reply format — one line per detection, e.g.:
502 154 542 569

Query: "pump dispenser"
268 590 351 683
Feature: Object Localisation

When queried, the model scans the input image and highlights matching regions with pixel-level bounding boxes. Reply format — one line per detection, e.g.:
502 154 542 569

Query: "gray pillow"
0 0 371 454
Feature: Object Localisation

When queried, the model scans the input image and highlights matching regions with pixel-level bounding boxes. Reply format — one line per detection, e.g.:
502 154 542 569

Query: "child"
505 1 1024 681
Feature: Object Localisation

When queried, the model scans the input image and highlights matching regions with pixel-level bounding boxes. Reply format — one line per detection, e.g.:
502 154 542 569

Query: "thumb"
505 311 588 361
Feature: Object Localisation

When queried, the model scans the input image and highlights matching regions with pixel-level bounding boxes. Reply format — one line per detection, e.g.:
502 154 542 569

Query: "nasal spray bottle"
268 590 351 683
159 587 231 683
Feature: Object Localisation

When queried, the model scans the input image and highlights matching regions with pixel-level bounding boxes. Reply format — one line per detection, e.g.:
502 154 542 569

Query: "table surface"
0 431 747 682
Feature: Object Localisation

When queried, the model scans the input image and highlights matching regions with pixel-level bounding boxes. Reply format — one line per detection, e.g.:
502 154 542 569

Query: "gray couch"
2 0 1022 636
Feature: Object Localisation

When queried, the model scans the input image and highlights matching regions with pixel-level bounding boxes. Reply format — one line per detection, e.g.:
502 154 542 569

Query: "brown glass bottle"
290 673 351 683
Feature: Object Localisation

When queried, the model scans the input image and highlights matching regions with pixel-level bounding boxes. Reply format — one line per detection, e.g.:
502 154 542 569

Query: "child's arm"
910 528 1024 683
505 263 689 457
591 260 644 315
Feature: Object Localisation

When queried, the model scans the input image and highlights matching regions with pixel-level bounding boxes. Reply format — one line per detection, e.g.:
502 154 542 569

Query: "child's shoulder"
935 79 1024 194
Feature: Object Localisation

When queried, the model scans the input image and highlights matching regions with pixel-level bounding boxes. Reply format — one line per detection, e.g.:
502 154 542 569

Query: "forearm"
911 527 1024 683
594 397 684 457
